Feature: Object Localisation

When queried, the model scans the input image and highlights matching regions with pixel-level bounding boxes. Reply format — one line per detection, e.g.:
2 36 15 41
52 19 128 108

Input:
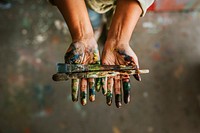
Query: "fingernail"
80 91 87 106
134 74 141 81
106 90 113 106
124 95 131 104
115 94 122 108
116 102 122 108
89 95 95 102
123 80 131 104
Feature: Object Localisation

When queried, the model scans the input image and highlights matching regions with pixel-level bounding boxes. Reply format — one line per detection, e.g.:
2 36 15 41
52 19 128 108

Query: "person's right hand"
65 37 101 105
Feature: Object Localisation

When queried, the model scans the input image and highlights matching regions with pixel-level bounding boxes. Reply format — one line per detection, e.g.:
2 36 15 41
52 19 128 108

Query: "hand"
101 42 141 108
64 38 101 105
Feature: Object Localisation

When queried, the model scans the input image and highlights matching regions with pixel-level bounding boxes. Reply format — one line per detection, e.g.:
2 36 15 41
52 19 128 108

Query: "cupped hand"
65 38 101 105
101 43 141 108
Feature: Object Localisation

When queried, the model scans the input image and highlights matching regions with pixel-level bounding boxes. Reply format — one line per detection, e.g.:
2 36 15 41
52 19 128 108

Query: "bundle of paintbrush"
52 63 149 81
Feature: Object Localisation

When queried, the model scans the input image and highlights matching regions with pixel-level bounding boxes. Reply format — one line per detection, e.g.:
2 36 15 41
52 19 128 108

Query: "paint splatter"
71 79 79 102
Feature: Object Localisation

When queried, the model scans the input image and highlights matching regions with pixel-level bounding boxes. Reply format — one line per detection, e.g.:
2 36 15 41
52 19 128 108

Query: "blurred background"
0 0 200 133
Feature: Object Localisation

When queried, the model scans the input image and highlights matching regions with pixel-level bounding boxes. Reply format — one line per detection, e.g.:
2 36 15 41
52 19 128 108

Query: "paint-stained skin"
71 79 79 102
101 46 141 107
101 77 107 95
93 49 101 64
80 91 87 105
65 43 84 64
115 49 135 65
122 77 131 104
106 90 113 106
116 49 137 104
106 77 114 105
95 78 101 92
115 49 141 81
115 94 122 108
89 78 95 101
64 42 140 107
64 41 101 105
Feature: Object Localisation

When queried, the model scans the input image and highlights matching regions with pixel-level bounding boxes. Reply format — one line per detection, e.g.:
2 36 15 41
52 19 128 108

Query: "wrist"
104 39 130 50
72 32 94 42
72 35 98 48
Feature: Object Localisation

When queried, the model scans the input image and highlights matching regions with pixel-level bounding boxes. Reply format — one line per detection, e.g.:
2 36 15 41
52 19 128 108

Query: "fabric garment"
85 0 154 16
48 0 155 17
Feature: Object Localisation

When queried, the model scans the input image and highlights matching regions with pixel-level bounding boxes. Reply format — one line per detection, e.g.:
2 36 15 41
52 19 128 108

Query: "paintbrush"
52 63 149 81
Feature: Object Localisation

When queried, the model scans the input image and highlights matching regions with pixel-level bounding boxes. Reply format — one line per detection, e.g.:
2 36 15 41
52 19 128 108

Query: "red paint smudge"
148 2 156 11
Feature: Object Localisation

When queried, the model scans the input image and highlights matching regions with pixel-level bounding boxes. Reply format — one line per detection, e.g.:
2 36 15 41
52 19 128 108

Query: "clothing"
49 0 155 17
85 0 154 16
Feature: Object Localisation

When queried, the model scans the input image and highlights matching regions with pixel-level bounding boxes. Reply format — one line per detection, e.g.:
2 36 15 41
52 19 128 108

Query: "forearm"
107 0 142 46
54 0 94 41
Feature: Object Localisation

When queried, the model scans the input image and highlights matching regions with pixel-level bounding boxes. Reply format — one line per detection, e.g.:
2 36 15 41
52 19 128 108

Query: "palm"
102 45 138 66
101 45 140 108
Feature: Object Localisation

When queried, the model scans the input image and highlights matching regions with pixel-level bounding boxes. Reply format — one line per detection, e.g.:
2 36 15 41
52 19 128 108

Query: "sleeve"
137 0 155 17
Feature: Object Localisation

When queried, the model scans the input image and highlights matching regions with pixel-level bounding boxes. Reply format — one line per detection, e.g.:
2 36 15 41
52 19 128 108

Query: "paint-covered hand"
101 43 141 108
65 38 101 105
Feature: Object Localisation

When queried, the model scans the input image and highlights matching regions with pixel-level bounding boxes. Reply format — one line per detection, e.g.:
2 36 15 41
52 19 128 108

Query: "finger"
122 75 131 104
71 79 79 102
133 66 141 81
114 76 122 108
88 78 95 102
93 49 101 64
95 78 101 92
101 77 107 95
80 78 87 106
106 77 113 106
134 74 141 81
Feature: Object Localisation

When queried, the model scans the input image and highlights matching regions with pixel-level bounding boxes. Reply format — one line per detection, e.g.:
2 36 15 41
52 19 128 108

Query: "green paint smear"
106 90 113 105
81 92 87 100
106 90 113 98
123 81 131 92
96 78 101 91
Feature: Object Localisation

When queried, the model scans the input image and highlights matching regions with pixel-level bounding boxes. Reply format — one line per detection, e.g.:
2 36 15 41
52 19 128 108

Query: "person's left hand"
101 43 141 108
